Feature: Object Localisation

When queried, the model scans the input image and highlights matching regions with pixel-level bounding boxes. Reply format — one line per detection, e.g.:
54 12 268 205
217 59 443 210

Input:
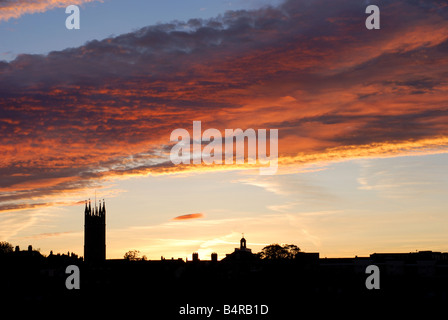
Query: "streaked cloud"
0 0 99 22
1 0 448 215
22 231 74 239
172 213 204 221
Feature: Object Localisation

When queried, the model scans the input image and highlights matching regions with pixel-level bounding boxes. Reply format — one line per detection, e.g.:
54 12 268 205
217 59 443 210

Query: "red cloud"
172 213 205 221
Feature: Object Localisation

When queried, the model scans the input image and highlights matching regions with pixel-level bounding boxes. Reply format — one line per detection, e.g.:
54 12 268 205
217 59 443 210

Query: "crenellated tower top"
84 199 106 218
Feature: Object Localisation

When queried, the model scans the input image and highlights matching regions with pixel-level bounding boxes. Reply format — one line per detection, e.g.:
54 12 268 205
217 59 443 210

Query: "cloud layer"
1 0 448 213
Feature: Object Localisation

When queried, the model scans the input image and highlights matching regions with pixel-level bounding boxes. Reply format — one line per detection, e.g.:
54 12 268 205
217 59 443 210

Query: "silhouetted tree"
284 244 301 257
124 250 141 261
0 241 13 254
259 243 301 259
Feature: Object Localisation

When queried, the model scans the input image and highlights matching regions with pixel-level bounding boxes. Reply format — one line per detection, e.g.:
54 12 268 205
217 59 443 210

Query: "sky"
1 0 448 260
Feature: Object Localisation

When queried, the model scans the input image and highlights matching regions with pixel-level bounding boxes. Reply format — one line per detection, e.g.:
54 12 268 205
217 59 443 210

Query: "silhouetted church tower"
84 199 106 263
240 235 247 250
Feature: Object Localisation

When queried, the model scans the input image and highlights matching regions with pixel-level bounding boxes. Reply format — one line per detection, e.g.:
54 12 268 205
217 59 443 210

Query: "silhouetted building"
224 235 256 261
239 236 250 252
192 252 199 262
370 251 448 262
295 251 319 262
84 199 106 263
12 245 43 259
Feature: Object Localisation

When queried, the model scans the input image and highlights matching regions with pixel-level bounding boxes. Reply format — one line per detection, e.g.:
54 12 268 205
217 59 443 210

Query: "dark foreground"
1 251 448 318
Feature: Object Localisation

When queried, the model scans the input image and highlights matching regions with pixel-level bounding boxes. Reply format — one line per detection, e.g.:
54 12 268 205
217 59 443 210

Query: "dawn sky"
1 0 448 260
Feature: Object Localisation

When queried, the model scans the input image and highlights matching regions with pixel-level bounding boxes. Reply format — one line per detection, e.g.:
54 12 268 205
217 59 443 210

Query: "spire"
84 197 106 217
240 234 246 250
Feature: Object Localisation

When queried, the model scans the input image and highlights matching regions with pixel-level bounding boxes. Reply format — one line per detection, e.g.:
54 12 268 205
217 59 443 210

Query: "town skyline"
3 195 448 262
1 0 448 261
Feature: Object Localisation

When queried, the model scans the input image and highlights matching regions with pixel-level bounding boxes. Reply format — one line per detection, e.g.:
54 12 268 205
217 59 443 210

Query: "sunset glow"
1 0 448 261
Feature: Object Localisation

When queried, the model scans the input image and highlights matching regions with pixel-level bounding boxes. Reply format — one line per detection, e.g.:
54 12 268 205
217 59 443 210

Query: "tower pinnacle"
84 197 106 262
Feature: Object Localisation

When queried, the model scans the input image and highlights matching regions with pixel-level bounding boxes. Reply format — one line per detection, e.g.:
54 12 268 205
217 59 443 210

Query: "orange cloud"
0 0 99 22
172 213 205 221
1 0 448 213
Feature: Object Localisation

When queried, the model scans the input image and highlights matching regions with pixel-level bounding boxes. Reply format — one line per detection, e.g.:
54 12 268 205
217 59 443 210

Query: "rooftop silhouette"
1 200 447 316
